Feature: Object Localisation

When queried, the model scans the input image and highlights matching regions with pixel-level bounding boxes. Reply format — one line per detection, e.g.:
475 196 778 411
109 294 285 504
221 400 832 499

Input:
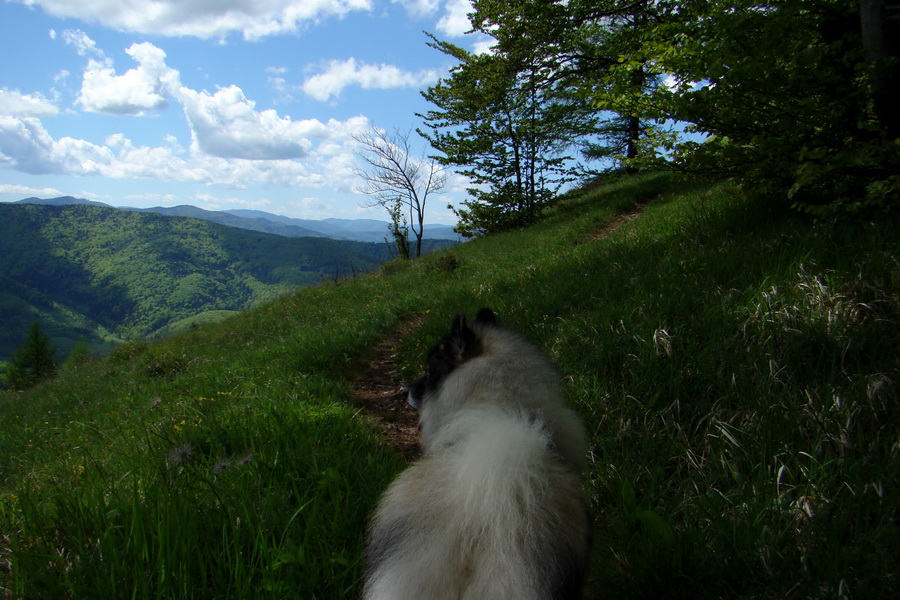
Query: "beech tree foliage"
590 0 899 211
420 0 899 231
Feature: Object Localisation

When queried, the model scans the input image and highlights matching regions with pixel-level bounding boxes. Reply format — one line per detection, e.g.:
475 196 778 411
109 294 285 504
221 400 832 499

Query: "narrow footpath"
350 199 652 461
350 315 423 461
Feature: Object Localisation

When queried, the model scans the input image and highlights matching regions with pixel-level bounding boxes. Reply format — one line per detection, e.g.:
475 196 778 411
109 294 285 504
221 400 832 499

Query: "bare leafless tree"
351 126 448 257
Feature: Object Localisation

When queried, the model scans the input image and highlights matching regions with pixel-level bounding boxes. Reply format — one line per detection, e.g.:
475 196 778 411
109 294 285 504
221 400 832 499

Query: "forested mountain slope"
14 197 460 242
0 203 395 359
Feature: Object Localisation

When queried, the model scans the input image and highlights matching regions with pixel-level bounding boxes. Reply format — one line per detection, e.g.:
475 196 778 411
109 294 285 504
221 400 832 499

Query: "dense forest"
419 0 899 234
0 204 406 361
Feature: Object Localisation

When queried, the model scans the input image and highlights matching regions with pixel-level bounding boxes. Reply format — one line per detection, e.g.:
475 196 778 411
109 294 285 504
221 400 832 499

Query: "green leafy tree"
6 321 58 389
384 197 412 260
421 34 597 235
420 1 680 235
461 0 898 211
62 339 94 371
589 0 898 209
468 0 664 172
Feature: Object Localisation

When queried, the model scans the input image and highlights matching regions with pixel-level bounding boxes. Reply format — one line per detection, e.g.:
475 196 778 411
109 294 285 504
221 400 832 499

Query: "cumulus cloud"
471 36 498 55
22 0 373 40
0 111 370 189
78 42 181 115
0 89 60 117
0 183 65 198
178 85 322 160
302 58 439 102
58 34 345 163
0 115 118 175
61 28 106 60
392 0 441 17
2 32 375 190
433 0 494 54
0 115 66 174
436 0 473 37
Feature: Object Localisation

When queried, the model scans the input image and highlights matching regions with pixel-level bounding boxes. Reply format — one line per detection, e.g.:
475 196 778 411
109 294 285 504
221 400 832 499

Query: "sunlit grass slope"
1 173 897 598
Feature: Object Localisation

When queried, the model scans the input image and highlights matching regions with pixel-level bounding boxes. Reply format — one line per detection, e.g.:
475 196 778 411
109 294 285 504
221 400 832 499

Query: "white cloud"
0 183 65 198
62 37 339 163
0 115 142 177
471 38 496 55
178 85 321 160
267 76 295 104
0 110 371 190
436 0 472 37
432 0 494 54
23 0 374 40
78 42 181 115
392 0 440 18
54 70 71 87
2 35 375 192
0 115 66 174
302 58 439 102
0 89 60 117
62 29 104 58
194 192 272 209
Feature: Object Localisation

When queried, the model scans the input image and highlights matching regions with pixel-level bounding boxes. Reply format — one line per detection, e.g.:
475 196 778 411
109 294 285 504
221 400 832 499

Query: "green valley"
0 203 405 361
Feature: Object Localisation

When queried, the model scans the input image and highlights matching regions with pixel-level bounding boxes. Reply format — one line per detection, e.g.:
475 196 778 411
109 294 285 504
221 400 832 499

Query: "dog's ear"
451 313 468 338
447 313 476 362
475 307 497 327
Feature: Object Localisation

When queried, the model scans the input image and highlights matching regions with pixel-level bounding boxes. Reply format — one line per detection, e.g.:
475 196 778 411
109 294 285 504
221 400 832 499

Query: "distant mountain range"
14 197 461 243
0 201 454 362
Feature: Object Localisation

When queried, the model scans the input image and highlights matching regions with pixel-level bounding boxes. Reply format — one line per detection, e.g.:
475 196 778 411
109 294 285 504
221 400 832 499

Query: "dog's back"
363 309 590 600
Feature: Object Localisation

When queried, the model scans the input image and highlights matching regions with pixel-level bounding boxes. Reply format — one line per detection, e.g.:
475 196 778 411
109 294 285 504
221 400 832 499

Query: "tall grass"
1 172 897 598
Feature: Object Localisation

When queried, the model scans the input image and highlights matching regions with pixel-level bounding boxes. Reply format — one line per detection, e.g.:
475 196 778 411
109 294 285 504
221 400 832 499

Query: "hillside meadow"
0 173 897 598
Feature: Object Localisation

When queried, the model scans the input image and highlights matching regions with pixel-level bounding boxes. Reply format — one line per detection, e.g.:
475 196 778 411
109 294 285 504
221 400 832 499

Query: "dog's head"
405 307 497 410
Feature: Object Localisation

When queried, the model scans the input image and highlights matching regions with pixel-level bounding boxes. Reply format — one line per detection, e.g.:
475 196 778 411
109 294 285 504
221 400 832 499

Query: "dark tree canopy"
420 0 899 231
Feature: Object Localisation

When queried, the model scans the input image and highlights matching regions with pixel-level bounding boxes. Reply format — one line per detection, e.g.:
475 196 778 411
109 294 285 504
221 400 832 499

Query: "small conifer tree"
6 321 58 389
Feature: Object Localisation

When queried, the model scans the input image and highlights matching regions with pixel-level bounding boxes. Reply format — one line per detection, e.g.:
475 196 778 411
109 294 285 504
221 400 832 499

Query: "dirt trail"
351 200 652 461
350 315 423 462
586 199 652 243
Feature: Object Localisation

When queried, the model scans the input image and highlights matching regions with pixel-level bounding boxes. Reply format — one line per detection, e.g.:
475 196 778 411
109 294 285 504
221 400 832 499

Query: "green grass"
1 172 897 598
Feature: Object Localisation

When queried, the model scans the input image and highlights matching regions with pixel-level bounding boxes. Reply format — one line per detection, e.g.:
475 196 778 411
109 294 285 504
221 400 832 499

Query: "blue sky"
0 0 491 223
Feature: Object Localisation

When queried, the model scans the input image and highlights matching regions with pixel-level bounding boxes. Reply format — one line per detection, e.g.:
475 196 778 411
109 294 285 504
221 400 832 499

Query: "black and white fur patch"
364 308 591 600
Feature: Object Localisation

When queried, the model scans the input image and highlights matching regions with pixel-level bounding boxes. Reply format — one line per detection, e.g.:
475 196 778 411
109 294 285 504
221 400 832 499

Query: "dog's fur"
363 308 590 600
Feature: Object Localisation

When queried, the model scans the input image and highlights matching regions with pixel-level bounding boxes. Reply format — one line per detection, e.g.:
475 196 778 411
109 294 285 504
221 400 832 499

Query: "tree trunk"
414 203 424 258
860 0 900 139
626 63 647 164
626 115 640 160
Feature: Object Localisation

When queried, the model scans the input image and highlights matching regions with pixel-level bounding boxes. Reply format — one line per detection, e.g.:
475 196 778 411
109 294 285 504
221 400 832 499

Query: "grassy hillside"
0 173 896 598
0 204 400 361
